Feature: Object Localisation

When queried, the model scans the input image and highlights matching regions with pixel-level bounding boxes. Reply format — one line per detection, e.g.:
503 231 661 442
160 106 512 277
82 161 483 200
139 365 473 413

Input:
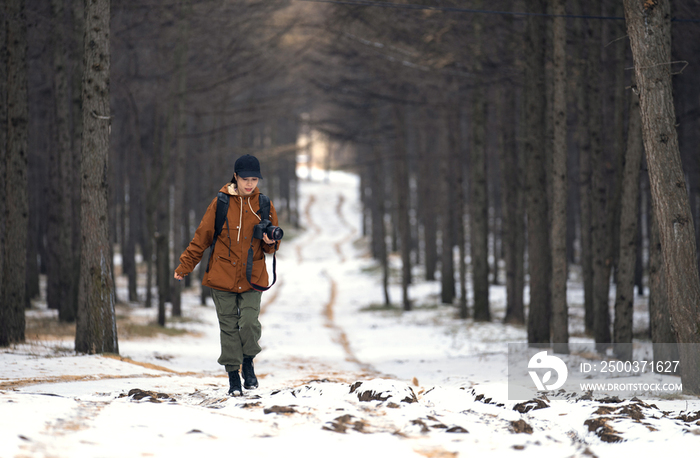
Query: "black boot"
242 356 258 389
228 370 242 397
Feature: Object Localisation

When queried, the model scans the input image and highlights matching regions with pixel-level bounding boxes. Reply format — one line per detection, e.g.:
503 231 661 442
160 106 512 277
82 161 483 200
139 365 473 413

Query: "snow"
2 168 699 458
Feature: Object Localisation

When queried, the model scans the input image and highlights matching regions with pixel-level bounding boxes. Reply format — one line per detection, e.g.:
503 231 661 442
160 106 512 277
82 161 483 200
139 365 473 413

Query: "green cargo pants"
211 289 262 372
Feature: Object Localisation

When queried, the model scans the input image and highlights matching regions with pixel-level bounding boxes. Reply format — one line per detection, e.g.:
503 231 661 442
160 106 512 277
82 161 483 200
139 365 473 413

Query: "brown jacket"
175 183 280 293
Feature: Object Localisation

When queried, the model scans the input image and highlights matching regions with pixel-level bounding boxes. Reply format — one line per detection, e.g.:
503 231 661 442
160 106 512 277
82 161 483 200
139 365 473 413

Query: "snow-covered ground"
2 169 699 458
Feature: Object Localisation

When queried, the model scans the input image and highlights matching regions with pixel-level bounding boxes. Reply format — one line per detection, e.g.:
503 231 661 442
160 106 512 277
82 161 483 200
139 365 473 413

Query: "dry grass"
117 321 194 340
25 316 77 341
24 308 198 342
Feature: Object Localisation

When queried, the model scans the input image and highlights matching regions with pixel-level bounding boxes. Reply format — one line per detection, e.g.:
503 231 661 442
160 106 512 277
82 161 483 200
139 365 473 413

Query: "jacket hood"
221 182 260 198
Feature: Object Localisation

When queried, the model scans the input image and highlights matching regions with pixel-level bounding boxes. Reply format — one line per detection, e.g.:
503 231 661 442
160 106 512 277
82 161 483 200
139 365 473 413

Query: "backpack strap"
206 191 229 273
258 193 270 221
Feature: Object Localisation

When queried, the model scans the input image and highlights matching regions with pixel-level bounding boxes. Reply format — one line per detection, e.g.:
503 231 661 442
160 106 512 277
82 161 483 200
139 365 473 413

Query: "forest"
2 0 700 391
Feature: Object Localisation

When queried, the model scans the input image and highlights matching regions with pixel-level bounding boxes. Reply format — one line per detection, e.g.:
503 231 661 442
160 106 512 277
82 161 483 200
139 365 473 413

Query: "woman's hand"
174 272 184 281
262 233 275 245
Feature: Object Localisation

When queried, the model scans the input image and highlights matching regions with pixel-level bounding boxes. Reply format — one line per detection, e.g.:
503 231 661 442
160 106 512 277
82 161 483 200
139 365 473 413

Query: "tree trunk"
588 0 613 352
467 95 489 321
418 110 438 281
392 105 411 311
124 177 138 303
47 120 61 311
0 0 6 322
500 80 524 325
440 111 455 305
600 3 626 289
524 2 551 344
52 0 77 322
170 3 190 317
635 180 646 297
613 81 643 361
450 101 468 319
370 109 390 306
156 233 167 327
124 90 145 304
25 200 39 307
575 6 594 335
469 99 489 321
75 0 118 354
199 263 209 306
624 0 700 393
649 202 679 372
71 0 84 316
379 154 391 307
550 0 568 353
1 0 28 346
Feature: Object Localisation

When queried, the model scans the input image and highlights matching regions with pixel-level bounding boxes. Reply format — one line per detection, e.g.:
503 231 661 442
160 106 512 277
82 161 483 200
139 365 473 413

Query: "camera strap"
246 241 278 292
246 192 277 291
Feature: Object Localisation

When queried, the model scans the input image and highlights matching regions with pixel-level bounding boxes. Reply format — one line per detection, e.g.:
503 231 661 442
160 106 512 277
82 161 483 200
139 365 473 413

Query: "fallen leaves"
122 388 175 403
350 380 418 404
513 398 549 413
323 414 368 433
510 419 533 434
263 405 297 415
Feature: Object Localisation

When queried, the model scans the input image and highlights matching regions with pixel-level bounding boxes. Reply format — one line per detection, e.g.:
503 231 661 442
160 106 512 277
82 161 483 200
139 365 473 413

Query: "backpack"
205 191 277 291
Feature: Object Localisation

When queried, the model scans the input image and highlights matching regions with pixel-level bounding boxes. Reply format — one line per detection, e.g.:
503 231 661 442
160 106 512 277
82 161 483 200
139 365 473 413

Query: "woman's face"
235 174 259 195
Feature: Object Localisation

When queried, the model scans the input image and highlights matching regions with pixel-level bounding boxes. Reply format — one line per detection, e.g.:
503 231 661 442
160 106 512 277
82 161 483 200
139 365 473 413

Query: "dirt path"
301 191 378 376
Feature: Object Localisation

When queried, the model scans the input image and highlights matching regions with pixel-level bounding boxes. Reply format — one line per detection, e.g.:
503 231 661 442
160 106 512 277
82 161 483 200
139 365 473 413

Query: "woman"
174 154 280 396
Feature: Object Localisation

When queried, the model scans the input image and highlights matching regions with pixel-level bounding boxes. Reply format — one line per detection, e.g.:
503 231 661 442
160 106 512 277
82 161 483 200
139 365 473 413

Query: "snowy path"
2 170 700 458
259 183 380 381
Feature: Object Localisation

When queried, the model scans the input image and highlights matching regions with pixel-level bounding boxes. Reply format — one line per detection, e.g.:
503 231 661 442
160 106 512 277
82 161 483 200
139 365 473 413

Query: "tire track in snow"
295 194 320 264
19 399 110 456
321 273 377 375
301 191 379 376
1 355 205 390
0 373 169 390
332 194 357 263
261 193 315 315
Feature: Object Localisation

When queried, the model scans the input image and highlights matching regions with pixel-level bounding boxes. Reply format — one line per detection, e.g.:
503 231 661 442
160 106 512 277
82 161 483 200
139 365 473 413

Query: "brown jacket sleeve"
175 197 217 277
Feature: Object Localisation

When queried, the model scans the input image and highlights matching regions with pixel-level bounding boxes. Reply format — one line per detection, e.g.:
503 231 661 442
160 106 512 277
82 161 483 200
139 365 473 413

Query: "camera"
253 219 284 242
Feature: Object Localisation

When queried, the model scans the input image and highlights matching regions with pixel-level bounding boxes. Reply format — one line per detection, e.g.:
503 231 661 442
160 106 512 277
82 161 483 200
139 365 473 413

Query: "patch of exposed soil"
513 398 549 413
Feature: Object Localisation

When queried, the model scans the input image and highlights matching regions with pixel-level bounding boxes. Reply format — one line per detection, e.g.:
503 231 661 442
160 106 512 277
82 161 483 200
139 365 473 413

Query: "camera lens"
267 226 284 241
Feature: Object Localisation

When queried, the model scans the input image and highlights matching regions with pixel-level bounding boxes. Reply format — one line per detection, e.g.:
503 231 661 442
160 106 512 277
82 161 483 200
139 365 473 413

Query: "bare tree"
470 3 489 322
587 1 614 352
1 0 28 347
170 2 191 318
500 83 525 325
50 0 77 322
449 97 468 318
439 109 456 306
393 104 412 311
499 12 524 326
649 203 679 371
524 2 551 345
75 0 118 354
550 0 568 353
0 0 6 327
624 0 700 393
613 81 643 361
